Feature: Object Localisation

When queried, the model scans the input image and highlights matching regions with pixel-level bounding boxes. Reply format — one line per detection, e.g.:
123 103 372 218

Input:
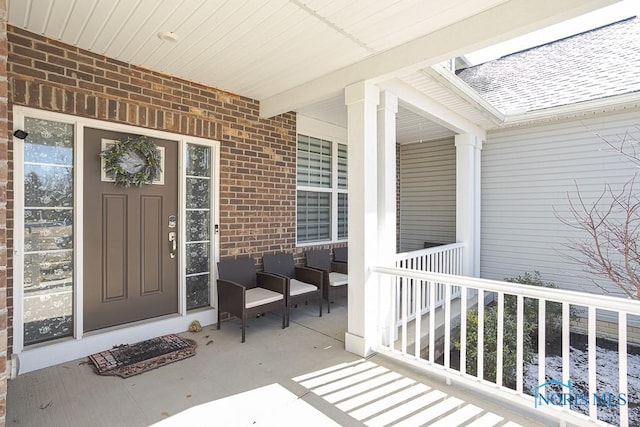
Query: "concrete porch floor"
7 295 552 427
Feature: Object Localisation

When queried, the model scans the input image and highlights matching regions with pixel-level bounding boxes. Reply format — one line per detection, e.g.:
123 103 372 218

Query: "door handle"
168 232 177 259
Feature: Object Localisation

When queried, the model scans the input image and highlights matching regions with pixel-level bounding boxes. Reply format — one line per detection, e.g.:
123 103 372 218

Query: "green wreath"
101 135 162 187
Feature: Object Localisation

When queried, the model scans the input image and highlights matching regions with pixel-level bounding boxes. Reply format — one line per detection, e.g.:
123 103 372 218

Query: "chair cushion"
329 272 348 287
289 279 317 296
245 287 283 309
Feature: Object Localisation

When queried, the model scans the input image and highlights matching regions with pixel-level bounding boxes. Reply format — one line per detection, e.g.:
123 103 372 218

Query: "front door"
83 128 178 332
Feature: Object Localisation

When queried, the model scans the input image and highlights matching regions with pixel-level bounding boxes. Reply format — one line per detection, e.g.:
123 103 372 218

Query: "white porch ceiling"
8 0 619 143
7 0 510 100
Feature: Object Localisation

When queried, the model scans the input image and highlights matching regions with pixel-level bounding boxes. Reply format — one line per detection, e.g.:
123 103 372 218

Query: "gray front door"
83 128 178 332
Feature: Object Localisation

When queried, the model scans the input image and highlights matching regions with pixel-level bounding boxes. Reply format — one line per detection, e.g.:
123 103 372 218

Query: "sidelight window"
22 118 74 345
185 143 213 310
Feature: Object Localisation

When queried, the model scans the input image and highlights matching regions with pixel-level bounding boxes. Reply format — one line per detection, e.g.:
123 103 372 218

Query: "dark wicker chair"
217 257 287 342
262 252 323 326
332 246 348 271
305 248 348 313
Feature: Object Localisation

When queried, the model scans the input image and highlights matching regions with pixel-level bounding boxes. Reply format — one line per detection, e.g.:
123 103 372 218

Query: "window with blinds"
297 191 331 242
338 193 348 239
297 134 348 244
337 143 347 189
297 135 332 188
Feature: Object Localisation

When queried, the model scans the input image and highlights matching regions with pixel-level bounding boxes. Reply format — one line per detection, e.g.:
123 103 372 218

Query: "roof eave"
499 92 640 128
423 64 506 126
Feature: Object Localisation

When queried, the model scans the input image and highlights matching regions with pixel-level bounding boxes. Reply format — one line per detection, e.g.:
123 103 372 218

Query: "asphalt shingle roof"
456 17 640 114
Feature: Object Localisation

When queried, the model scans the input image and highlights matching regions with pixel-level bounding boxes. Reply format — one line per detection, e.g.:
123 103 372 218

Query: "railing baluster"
496 292 504 387
388 274 397 348
414 277 422 359
396 275 401 326
423 277 428 312
429 279 436 363
408 277 414 319
444 283 451 369
562 302 570 392
538 299 546 394
401 277 408 354
477 288 484 381
460 286 467 375
588 306 597 421
516 294 524 394
619 312 628 427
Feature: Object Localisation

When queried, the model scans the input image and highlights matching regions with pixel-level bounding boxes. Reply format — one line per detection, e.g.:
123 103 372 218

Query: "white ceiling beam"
381 79 487 137
259 0 619 118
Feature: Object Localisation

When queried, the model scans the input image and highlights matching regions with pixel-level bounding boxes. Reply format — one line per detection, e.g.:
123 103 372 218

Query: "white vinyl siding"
399 138 456 252
481 110 640 298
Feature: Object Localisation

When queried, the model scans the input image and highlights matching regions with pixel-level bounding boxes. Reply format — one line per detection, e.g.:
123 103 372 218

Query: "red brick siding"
5 26 340 354
0 1 8 424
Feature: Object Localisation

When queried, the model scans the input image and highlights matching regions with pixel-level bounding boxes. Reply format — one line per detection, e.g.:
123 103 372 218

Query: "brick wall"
0 1 8 424
5 26 337 354
571 318 640 346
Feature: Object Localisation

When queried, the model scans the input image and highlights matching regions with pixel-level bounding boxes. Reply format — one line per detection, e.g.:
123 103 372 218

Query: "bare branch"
558 126 640 299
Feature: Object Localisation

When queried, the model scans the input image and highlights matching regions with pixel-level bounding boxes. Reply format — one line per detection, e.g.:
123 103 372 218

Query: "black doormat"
89 334 197 378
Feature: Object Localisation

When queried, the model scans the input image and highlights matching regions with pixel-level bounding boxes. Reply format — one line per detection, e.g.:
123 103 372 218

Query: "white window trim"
12 106 220 373
296 115 348 246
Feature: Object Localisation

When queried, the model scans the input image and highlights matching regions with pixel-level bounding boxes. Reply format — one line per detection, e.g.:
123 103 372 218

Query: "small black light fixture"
13 129 28 139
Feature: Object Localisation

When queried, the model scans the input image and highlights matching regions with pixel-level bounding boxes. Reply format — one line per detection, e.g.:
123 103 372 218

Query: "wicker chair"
332 246 348 271
262 252 323 327
305 248 348 313
217 257 287 342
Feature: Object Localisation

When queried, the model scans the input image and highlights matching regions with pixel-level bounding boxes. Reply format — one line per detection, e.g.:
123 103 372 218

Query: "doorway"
83 128 179 332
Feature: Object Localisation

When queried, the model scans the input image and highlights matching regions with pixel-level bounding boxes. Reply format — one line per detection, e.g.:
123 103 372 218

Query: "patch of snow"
524 345 640 426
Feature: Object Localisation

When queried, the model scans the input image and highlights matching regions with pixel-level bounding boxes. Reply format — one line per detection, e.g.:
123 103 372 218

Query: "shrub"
457 302 533 388
453 271 572 389
504 271 567 346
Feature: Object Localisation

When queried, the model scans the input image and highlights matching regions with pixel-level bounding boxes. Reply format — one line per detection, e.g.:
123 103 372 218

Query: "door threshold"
14 309 217 374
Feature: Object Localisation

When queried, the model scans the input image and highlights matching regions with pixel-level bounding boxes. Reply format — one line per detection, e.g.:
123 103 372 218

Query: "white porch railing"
372 266 640 427
393 243 463 325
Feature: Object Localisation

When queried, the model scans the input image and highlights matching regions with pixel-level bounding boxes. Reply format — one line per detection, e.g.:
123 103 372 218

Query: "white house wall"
399 138 456 252
480 109 640 297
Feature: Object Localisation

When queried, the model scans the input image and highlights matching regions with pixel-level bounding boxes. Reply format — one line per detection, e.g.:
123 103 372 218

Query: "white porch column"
377 91 398 261
345 81 380 357
377 91 398 345
455 133 483 277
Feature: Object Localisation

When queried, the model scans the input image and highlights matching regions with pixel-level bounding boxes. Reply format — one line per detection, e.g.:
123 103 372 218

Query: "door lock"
168 232 177 259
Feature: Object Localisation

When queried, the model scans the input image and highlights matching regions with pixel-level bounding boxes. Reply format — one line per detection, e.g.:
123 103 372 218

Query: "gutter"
501 91 640 126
